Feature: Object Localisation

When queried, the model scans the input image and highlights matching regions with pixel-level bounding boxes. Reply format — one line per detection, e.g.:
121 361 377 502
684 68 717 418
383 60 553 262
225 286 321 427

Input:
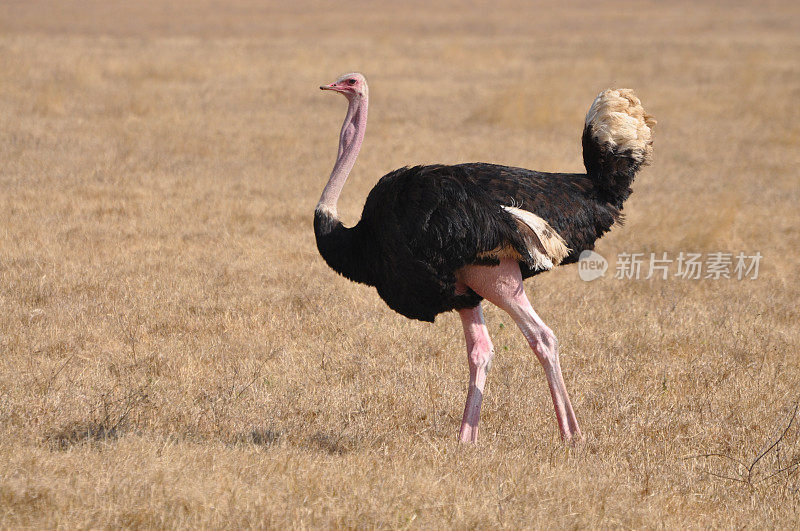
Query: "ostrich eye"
347 79 356 85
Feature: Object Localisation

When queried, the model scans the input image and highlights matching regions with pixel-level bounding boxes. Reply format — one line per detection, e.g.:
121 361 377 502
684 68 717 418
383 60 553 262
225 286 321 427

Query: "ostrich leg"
458 259 582 442
458 304 494 443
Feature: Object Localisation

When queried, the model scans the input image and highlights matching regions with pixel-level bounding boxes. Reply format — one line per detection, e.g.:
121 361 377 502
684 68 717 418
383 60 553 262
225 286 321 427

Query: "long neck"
313 95 372 285
317 95 368 217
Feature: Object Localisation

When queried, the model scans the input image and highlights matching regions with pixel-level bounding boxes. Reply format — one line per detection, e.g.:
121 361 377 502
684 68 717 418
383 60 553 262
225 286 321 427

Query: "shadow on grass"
307 432 356 455
44 422 357 456
45 421 121 450
233 428 283 447
232 428 356 455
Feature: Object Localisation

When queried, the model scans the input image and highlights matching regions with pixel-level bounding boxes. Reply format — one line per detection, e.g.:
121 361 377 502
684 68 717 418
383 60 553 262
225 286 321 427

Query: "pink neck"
317 95 368 216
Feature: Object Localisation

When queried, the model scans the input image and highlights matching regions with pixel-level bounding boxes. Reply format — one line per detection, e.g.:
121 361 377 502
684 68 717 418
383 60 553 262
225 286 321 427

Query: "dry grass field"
2 0 800 527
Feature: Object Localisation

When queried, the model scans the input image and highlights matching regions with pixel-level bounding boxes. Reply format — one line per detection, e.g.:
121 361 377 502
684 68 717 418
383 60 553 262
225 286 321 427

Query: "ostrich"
315 73 655 443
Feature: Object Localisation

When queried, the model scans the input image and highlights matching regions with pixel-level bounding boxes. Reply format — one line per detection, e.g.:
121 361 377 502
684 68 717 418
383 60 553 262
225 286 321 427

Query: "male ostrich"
315 73 655 443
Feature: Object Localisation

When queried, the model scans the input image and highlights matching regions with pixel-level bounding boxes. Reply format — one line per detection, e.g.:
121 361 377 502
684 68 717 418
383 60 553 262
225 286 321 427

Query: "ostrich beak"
320 83 346 93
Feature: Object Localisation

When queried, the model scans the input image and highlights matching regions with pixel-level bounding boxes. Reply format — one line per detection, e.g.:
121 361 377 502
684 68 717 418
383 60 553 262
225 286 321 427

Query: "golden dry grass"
2 0 800 527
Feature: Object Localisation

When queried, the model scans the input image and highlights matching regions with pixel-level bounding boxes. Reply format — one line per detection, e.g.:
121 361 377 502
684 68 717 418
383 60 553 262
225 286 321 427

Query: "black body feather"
314 124 645 322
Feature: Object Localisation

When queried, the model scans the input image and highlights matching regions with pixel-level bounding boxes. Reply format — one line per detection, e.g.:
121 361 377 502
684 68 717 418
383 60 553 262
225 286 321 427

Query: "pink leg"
457 304 494 443
458 259 582 443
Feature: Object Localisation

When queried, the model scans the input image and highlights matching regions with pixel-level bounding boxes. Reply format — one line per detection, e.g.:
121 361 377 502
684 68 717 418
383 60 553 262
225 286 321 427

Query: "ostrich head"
320 72 368 100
